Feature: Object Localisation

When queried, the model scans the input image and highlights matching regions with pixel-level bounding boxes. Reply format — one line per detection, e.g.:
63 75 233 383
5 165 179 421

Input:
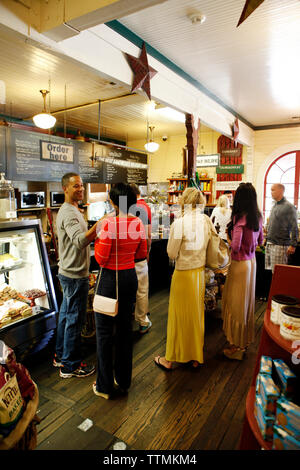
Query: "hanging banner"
216 164 244 174
196 154 219 167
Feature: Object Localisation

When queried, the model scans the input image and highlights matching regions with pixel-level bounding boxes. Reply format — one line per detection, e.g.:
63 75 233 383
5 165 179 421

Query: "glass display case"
0 219 58 358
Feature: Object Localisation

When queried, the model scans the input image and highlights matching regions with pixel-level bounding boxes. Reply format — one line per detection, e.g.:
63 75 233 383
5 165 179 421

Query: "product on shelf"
0 299 32 327
259 375 280 416
272 425 300 450
280 306 300 341
270 294 299 325
167 177 188 204
259 356 273 376
255 358 300 448
254 395 275 442
0 253 22 270
273 359 298 399
22 289 46 299
0 286 28 303
275 398 300 441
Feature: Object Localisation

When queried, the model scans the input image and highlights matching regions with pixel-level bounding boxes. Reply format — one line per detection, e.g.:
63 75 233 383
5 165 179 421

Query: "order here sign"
40 141 74 163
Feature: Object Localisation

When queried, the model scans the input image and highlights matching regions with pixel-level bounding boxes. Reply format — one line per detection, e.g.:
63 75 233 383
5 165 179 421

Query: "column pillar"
185 113 200 182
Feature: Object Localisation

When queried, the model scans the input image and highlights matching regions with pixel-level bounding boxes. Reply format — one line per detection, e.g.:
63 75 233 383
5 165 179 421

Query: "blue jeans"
94 268 137 394
55 274 89 372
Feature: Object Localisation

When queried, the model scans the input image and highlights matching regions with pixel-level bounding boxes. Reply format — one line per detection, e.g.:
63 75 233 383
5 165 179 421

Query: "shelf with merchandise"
239 264 300 450
167 177 188 205
198 178 213 205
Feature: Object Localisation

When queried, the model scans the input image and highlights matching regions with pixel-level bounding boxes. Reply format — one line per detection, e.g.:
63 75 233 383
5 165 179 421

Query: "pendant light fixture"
144 126 159 153
33 89 56 129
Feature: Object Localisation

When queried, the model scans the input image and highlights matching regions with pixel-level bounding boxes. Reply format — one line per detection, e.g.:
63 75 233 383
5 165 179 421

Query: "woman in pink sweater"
222 183 264 360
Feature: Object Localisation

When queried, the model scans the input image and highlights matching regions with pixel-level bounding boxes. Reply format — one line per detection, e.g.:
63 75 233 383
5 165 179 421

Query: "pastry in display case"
0 220 57 358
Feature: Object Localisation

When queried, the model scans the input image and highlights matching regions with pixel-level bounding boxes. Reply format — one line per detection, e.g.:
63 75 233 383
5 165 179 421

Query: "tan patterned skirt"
222 258 256 349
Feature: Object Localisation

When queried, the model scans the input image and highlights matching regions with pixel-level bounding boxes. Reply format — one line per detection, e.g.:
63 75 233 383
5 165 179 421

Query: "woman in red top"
93 183 147 399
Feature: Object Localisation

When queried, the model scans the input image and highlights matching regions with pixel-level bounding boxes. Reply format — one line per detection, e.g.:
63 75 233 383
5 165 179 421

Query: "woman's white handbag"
93 217 119 317
93 293 118 316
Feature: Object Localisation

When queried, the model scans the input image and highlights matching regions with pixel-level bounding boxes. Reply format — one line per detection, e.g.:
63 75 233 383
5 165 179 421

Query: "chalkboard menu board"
6 128 77 181
5 128 148 184
0 127 6 174
77 141 103 182
92 142 148 185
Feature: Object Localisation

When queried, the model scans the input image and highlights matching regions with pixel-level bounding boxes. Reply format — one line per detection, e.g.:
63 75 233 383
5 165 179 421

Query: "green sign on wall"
216 164 244 174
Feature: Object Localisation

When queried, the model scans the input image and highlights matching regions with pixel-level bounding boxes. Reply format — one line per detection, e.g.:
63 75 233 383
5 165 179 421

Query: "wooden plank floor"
24 289 266 451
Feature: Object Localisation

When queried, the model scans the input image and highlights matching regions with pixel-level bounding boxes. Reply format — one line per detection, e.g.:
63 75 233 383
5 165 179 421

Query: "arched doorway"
263 150 300 221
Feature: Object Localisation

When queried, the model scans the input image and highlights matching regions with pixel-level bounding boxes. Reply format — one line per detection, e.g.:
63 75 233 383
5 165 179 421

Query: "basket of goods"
0 341 39 450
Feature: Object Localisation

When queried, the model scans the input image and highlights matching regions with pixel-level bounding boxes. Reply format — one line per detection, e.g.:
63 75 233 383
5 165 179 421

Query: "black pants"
94 268 138 394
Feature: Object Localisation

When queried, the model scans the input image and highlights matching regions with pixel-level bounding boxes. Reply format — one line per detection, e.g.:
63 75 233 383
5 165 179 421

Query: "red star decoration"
237 0 265 27
125 43 157 101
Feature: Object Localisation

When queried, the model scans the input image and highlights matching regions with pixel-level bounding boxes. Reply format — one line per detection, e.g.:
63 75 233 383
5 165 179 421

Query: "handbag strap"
115 217 118 300
95 216 118 300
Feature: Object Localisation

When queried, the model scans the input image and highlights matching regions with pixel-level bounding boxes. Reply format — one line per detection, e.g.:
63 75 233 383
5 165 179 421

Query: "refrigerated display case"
0 219 58 358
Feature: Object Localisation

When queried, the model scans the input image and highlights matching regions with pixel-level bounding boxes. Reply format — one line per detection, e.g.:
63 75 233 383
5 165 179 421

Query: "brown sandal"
154 356 173 371
223 345 245 360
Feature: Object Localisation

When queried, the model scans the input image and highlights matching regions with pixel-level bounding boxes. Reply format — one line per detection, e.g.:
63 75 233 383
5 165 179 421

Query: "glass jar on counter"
0 173 17 220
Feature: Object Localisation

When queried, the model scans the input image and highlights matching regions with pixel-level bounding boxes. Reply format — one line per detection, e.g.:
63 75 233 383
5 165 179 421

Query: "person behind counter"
93 183 147 399
223 190 233 207
54 172 99 378
222 183 264 360
154 187 215 371
210 194 231 241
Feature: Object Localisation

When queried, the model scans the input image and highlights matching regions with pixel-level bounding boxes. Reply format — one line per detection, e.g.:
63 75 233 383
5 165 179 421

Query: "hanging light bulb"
33 89 56 129
144 126 159 153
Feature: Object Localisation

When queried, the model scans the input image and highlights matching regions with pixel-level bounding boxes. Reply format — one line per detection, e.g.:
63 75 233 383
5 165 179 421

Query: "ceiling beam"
2 0 169 41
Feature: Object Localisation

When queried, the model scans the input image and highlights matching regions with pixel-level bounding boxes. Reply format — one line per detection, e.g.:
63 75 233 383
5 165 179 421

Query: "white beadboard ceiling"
119 0 300 128
1 0 300 144
0 24 185 143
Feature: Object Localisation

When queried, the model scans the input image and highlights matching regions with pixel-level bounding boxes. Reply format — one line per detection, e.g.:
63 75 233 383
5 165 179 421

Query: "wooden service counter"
88 238 173 297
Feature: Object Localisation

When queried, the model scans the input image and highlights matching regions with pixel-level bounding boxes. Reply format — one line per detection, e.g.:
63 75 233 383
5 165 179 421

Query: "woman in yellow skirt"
154 188 215 370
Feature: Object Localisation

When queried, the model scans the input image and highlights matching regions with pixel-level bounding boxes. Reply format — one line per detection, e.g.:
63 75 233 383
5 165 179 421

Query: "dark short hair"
109 183 137 213
61 172 80 188
130 183 141 196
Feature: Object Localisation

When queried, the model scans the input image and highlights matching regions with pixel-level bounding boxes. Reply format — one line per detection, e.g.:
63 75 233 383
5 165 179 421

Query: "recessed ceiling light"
188 12 206 24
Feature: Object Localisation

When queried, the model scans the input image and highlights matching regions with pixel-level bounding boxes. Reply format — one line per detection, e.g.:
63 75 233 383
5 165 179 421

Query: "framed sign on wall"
196 154 219 167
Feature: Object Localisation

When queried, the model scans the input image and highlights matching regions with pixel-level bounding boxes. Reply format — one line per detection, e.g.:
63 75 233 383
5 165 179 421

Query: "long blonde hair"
216 194 230 215
179 187 206 215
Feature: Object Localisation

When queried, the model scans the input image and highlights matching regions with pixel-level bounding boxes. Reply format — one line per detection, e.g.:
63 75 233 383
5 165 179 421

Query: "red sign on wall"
216 135 243 199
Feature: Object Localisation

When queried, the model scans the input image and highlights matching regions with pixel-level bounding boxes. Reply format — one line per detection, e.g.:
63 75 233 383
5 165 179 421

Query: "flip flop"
154 355 173 371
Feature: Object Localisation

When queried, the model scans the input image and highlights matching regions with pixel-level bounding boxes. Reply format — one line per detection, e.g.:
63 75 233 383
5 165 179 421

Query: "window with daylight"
263 151 300 222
